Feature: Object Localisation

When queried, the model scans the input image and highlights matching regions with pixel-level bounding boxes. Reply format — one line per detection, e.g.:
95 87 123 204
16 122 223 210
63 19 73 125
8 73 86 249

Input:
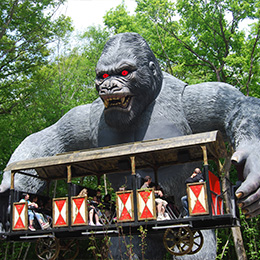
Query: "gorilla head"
95 33 163 130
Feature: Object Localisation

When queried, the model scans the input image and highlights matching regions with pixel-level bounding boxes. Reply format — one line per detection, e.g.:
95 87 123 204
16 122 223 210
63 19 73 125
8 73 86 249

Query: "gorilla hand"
231 139 260 218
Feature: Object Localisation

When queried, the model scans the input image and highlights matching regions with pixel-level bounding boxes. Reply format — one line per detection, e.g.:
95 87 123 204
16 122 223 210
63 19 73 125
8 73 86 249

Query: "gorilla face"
95 33 163 130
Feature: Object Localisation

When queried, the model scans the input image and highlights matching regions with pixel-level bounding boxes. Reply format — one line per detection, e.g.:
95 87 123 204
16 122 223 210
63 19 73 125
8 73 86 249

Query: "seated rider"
181 168 204 217
141 176 168 221
78 189 102 226
19 193 50 231
31 195 51 227
41 198 52 224
89 195 103 226
102 194 116 222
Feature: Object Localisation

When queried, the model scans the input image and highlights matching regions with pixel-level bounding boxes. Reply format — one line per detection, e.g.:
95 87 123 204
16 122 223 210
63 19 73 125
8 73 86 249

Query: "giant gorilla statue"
1 32 260 259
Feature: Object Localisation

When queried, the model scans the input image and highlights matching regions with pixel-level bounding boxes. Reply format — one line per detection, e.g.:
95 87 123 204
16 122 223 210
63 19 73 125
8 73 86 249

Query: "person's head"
104 194 111 202
144 176 152 185
79 188 88 197
194 168 201 175
21 193 29 200
32 195 38 202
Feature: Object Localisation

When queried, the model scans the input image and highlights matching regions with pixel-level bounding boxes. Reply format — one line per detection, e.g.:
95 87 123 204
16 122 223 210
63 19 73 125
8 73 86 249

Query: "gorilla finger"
236 172 260 199
242 199 260 216
238 187 260 208
231 150 248 165
245 207 260 218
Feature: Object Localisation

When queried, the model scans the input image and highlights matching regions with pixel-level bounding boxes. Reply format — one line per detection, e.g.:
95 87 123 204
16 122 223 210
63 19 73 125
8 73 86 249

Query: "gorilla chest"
97 117 186 147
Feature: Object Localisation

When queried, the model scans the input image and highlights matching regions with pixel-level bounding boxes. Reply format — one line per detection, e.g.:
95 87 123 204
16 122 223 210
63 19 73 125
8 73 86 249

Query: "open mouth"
102 96 132 109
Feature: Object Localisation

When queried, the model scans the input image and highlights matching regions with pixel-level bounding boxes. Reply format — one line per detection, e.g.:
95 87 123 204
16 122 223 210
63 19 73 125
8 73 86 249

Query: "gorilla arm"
0 104 92 193
182 82 260 218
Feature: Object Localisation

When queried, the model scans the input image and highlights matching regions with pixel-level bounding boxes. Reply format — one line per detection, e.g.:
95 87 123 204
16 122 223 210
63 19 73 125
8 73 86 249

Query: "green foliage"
240 214 260 259
0 0 73 172
104 0 260 91
0 25 108 174
216 214 260 259
216 229 235 259
0 241 35 260
138 226 148 259
0 0 73 115
104 4 139 34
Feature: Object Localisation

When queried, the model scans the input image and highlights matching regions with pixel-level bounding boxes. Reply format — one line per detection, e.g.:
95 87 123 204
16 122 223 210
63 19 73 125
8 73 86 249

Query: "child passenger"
20 193 50 231
78 189 102 226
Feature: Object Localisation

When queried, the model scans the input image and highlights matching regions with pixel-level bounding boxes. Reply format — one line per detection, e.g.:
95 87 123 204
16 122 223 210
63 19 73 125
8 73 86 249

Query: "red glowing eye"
103 73 109 79
121 70 129 76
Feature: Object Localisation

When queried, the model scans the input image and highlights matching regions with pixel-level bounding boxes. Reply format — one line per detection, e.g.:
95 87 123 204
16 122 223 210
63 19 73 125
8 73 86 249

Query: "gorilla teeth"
104 99 109 108
103 96 130 109
121 97 126 104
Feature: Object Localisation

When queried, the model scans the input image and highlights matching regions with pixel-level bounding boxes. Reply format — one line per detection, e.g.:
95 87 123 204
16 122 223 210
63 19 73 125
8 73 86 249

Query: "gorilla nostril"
100 80 121 94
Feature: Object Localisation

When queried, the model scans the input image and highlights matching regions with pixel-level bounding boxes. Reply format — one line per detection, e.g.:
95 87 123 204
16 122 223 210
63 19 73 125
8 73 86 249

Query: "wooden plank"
5 131 226 180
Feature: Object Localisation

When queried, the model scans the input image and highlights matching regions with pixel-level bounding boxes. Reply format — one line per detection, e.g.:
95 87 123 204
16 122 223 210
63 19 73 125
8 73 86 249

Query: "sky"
57 0 137 31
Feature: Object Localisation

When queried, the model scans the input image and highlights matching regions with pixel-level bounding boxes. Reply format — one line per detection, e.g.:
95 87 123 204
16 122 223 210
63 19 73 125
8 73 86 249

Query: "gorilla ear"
149 61 157 76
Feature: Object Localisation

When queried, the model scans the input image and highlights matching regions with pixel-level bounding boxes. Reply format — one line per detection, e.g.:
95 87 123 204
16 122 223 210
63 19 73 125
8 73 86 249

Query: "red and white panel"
137 189 156 220
187 182 209 216
53 198 68 227
71 196 88 226
116 191 134 222
13 202 28 231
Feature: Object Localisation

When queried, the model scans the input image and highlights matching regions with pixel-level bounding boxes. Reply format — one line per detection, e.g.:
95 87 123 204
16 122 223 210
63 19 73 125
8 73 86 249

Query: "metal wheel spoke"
59 239 79 260
180 243 189 250
62 240 74 250
36 237 60 260
182 233 189 239
177 244 184 252
163 227 193 256
177 228 183 237
169 244 176 251
181 240 191 247
188 230 204 255
194 241 200 246
169 229 176 235
39 250 50 256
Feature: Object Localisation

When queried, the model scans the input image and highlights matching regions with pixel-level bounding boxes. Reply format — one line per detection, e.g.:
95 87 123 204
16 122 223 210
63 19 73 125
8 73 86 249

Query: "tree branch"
155 24 174 75
246 20 260 96
0 0 18 41
157 21 216 71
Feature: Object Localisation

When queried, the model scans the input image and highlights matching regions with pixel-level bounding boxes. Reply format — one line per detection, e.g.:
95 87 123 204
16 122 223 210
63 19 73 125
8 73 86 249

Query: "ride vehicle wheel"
35 237 60 260
59 239 79 260
163 227 194 256
188 230 204 255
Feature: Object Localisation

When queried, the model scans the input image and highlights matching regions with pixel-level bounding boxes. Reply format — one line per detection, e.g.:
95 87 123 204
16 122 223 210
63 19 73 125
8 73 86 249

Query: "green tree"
32 25 109 119
0 0 73 172
0 0 73 116
0 25 109 172
104 0 260 94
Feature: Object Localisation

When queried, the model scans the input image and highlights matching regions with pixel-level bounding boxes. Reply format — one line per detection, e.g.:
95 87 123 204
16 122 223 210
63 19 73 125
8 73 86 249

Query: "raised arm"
182 82 260 217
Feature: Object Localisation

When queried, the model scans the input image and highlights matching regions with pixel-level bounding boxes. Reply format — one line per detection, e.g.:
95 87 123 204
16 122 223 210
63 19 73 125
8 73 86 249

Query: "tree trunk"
218 152 247 260
231 227 247 260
